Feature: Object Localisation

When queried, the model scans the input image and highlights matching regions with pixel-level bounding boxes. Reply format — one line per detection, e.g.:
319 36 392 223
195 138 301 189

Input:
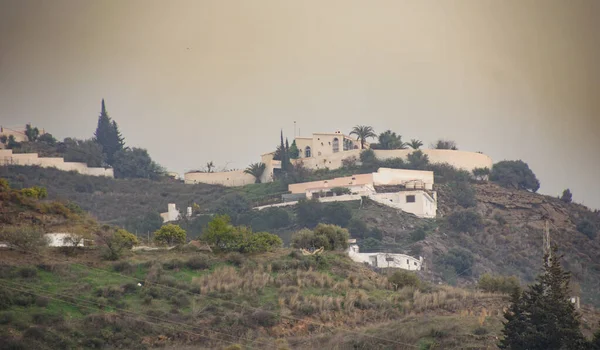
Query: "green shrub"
560 189 573 203
112 261 134 273
295 199 323 228
388 270 420 290
446 181 476 208
0 311 14 324
427 163 471 183
478 273 520 294
472 326 489 336
576 219 597 240
204 215 282 253
291 224 349 251
18 266 37 279
0 286 13 309
410 227 427 242
347 217 368 238
359 237 382 252
185 255 211 270
13 293 36 307
34 296 49 307
226 252 245 266
490 160 540 192
32 312 63 325
407 150 429 170
163 259 184 270
0 226 48 252
447 209 483 234
249 310 278 327
154 224 186 246
437 248 474 276
170 292 190 308
242 231 283 253
321 202 353 227
331 187 351 196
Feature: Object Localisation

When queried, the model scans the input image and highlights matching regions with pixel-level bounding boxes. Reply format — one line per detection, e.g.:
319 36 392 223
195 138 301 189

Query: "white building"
160 203 181 223
160 203 193 223
44 233 86 247
287 168 437 218
293 131 364 159
347 243 423 270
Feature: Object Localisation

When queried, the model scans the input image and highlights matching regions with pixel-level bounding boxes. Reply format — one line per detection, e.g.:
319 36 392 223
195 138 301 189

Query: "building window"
414 262 417 266
406 259 409 265
305 146 311 158
332 138 339 153
406 195 416 203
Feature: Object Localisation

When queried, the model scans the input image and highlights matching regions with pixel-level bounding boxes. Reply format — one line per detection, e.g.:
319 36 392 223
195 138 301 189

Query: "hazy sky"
1 0 599 208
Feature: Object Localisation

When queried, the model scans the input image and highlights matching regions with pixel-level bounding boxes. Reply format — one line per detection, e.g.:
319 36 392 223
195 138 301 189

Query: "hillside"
2 165 600 308
2 168 600 348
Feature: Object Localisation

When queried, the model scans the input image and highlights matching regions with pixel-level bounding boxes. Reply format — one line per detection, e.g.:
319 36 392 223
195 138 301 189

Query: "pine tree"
94 99 125 166
499 245 588 349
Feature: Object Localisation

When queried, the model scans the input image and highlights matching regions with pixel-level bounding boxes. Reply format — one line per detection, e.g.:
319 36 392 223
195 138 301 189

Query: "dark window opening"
406 195 416 203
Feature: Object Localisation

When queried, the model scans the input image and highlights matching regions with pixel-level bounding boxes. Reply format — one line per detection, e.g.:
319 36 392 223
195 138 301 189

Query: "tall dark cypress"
94 99 125 166
280 130 288 171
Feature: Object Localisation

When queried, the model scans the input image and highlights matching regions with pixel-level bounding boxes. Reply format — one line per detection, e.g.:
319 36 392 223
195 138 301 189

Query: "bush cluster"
477 273 520 294
203 215 282 253
290 224 350 251
447 209 483 234
437 248 475 276
388 270 421 290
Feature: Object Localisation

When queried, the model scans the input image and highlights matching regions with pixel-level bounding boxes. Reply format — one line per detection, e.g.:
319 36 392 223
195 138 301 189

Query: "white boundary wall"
0 149 114 177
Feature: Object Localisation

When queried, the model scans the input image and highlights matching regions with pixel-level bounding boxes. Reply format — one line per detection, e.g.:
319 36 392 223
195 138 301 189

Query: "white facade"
44 233 85 247
370 190 437 218
160 203 181 223
294 131 363 159
347 244 423 270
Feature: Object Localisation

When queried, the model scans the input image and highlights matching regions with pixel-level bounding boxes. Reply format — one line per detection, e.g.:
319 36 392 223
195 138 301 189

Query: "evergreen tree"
289 140 300 159
499 245 588 349
94 99 125 165
591 325 600 350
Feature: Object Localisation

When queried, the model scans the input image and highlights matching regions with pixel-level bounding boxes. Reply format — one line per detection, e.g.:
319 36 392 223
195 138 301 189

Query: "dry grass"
192 265 271 295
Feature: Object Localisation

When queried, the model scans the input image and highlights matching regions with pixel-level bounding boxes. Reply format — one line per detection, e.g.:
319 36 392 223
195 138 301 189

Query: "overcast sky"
1 0 599 208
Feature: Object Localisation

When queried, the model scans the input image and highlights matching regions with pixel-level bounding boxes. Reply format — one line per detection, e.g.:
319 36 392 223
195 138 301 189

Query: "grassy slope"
1 248 512 349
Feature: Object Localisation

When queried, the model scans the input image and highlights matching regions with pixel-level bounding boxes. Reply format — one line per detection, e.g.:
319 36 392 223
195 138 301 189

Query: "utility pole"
544 219 551 265
294 121 296 138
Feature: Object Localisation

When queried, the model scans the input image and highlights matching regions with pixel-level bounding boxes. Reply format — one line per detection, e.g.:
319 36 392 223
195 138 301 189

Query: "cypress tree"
499 245 588 349
94 99 125 165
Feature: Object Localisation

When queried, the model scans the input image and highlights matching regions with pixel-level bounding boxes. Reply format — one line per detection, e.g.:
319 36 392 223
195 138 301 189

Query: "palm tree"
349 125 376 149
244 162 266 183
377 130 407 150
206 161 215 173
408 139 423 150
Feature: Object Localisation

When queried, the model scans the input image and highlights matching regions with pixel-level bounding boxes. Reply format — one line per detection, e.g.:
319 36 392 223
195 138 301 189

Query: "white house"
287 168 437 218
160 203 181 223
347 243 423 270
44 233 87 247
